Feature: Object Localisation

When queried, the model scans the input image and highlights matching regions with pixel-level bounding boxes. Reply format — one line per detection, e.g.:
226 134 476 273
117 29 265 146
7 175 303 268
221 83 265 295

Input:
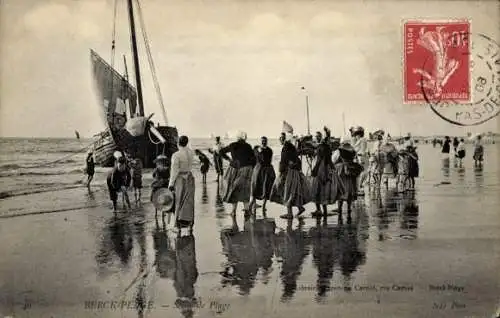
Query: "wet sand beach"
0 143 499 318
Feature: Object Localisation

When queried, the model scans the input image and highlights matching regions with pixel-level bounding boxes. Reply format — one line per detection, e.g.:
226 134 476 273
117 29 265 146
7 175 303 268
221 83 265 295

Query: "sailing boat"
90 0 178 168
75 130 80 139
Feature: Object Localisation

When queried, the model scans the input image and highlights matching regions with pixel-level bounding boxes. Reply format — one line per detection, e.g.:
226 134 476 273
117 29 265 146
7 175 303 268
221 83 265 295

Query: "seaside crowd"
85 125 487 235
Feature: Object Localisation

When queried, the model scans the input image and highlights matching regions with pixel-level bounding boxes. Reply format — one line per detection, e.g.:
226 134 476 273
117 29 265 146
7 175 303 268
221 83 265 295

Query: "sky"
0 0 499 138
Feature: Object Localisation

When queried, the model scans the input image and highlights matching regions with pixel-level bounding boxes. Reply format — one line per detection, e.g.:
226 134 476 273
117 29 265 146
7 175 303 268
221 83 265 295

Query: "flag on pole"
282 121 294 134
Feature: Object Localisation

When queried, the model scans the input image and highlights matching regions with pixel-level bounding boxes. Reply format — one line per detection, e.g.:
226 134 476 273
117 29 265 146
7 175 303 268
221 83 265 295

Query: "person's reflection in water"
153 220 176 280
337 213 367 289
457 166 466 182
134 213 148 317
474 164 484 189
201 182 208 205
174 234 198 318
399 191 419 240
375 189 399 241
309 217 335 303
215 183 226 230
253 217 276 285
85 186 96 203
95 215 133 274
219 215 259 295
442 157 450 179
275 219 312 302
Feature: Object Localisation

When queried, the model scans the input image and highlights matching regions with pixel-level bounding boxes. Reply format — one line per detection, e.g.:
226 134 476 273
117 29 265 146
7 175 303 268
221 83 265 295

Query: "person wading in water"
85 151 95 188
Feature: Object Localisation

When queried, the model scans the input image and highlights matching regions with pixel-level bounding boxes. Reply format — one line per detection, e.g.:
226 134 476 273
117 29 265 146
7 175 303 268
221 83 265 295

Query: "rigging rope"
110 0 119 68
135 0 169 125
13 141 95 169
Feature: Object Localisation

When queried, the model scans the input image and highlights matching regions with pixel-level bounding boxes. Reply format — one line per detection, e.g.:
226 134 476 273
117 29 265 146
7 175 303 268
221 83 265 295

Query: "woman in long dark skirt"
220 131 257 216
270 132 310 219
407 146 419 189
333 142 363 216
310 133 342 218
249 136 276 215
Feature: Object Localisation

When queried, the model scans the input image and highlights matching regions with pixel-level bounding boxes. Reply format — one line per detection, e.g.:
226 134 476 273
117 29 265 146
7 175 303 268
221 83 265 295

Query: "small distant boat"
75 130 80 139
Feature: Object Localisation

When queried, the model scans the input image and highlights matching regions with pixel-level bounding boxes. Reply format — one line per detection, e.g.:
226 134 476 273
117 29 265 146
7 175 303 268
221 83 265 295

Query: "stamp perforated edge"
401 18 472 105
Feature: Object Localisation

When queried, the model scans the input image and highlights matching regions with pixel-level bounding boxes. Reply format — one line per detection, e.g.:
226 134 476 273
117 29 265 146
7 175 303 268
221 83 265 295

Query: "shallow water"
0 140 499 318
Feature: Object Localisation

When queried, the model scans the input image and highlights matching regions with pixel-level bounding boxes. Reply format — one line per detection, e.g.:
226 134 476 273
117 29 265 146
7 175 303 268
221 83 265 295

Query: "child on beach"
195 149 211 184
151 155 170 201
455 138 466 167
130 158 143 204
85 151 95 187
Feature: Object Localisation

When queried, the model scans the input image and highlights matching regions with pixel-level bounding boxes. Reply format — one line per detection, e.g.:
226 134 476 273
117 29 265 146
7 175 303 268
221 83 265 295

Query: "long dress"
334 154 363 202
398 151 409 177
221 140 257 203
169 147 196 227
310 142 342 205
407 151 419 178
473 141 484 162
270 141 311 207
250 146 276 200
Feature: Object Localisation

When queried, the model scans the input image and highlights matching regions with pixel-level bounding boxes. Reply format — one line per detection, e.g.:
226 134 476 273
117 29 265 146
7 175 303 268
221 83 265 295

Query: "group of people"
440 135 484 167
208 127 373 221
84 125 428 234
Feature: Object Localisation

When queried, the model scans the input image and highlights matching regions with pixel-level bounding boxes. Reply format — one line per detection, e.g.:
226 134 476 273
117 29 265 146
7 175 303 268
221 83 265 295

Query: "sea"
0 137 277 202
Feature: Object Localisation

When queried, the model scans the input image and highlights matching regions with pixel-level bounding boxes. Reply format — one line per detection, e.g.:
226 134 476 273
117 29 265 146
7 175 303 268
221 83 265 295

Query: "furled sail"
90 49 138 132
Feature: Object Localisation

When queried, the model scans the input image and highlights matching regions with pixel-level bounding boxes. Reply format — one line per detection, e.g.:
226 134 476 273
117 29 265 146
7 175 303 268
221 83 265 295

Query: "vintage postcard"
0 1 499 318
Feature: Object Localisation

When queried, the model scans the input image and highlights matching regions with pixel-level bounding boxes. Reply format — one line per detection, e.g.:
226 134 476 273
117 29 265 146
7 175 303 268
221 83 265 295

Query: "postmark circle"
421 33 500 126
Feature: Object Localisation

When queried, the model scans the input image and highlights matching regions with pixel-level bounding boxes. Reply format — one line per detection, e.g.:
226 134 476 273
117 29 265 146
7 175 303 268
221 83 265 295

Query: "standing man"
209 136 225 183
352 126 368 195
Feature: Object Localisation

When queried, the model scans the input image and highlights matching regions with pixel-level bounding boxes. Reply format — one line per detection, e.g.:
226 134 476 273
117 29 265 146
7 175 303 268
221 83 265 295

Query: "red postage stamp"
403 20 471 103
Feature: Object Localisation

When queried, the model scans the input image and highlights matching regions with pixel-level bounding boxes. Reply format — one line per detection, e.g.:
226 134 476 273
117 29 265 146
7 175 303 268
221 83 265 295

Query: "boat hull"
93 125 179 168
93 132 117 167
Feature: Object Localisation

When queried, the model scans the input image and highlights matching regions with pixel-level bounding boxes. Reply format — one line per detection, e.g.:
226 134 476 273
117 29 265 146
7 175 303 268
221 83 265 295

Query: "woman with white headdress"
270 131 310 219
351 126 368 195
220 131 257 216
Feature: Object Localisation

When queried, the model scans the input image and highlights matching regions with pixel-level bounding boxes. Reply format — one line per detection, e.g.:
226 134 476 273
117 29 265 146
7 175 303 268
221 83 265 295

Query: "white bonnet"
236 130 247 141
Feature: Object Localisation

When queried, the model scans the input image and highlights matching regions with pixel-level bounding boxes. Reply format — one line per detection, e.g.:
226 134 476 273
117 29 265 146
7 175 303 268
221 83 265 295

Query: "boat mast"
127 0 145 117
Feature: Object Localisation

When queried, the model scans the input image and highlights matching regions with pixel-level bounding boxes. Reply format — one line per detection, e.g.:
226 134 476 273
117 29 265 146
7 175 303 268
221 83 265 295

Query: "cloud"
22 1 108 41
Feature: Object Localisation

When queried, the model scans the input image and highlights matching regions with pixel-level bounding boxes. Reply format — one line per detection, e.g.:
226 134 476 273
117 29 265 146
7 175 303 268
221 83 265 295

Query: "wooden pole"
127 0 145 117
